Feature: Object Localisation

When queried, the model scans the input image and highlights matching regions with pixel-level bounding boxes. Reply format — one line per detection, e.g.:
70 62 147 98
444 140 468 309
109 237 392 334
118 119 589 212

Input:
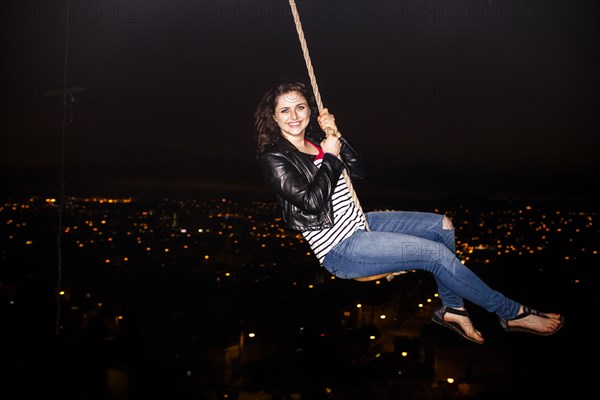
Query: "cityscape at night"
1 193 597 399
2 1 598 399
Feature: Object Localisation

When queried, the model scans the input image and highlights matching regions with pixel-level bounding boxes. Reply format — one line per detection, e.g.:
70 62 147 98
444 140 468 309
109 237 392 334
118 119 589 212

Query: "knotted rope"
288 0 370 230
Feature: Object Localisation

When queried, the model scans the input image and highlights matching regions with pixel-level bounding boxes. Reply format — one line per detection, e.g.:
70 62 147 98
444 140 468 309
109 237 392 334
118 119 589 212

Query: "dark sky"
1 0 598 204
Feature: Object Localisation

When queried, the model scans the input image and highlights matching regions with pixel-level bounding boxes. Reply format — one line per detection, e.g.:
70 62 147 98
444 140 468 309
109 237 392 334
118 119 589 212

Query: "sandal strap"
511 305 547 321
524 306 548 318
442 306 469 317
501 305 549 328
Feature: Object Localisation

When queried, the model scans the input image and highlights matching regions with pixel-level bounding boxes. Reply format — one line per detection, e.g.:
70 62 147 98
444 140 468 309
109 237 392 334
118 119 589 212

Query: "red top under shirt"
305 139 324 160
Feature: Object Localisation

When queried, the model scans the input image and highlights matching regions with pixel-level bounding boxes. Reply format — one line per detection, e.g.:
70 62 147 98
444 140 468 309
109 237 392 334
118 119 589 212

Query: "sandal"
432 306 485 344
500 305 564 336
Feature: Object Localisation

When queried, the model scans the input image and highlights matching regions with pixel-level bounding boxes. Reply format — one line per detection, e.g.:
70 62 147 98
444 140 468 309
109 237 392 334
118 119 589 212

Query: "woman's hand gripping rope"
318 108 342 156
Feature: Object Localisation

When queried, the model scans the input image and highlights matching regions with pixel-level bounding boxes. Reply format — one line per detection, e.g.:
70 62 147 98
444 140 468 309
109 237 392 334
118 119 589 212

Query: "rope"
288 0 323 112
288 0 370 230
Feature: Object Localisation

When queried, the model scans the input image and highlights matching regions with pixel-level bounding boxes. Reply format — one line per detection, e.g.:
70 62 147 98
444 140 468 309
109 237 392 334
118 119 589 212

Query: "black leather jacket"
259 131 366 231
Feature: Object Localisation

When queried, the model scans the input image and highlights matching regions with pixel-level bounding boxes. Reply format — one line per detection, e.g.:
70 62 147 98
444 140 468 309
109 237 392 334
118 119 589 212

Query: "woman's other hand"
321 132 341 156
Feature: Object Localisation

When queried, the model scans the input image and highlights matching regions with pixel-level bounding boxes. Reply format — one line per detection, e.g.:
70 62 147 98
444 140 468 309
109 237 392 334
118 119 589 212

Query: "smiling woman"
254 79 564 344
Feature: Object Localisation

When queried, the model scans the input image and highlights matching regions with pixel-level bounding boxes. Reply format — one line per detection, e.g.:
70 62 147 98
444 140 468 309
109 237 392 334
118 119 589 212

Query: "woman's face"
273 91 310 140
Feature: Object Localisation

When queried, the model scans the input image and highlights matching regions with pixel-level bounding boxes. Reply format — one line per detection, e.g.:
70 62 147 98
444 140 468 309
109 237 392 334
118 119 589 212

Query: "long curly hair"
254 79 319 157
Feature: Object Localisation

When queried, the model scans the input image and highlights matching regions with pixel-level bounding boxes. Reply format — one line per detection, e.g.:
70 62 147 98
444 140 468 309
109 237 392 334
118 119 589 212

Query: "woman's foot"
501 305 564 336
432 306 485 344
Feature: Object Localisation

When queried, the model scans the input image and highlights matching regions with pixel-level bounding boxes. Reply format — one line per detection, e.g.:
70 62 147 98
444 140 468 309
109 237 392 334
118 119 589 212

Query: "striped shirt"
302 147 367 265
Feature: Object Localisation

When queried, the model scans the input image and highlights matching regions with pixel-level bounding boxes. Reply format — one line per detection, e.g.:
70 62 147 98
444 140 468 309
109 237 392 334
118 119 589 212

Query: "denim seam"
326 250 416 273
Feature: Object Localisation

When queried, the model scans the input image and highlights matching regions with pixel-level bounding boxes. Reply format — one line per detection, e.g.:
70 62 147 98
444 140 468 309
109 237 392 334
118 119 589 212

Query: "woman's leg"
365 211 463 310
323 210 563 337
364 211 487 342
323 214 520 321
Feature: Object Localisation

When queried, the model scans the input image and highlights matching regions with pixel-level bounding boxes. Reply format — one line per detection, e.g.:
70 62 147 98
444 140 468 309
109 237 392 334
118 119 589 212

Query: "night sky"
1 0 598 204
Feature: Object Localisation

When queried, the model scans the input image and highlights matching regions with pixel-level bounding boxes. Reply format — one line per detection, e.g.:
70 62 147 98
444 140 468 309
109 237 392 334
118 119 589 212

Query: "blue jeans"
322 211 520 320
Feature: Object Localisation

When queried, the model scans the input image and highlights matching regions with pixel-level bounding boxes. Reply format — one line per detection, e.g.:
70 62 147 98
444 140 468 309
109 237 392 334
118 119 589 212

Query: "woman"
255 79 563 344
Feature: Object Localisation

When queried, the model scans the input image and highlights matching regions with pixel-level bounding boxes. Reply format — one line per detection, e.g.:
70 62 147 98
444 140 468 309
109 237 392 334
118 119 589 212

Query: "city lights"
1 195 595 398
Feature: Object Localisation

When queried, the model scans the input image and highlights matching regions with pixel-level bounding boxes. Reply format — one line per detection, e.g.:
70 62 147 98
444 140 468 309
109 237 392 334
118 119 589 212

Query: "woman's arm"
259 151 344 214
